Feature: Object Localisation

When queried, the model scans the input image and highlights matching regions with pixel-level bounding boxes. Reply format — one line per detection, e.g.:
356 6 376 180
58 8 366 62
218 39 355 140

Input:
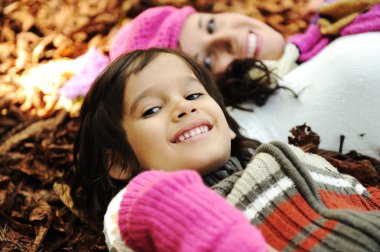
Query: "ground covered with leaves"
1 0 379 251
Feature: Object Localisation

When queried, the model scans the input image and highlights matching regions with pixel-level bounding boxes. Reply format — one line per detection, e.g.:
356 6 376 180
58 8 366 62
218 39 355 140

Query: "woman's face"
122 53 235 175
179 12 285 75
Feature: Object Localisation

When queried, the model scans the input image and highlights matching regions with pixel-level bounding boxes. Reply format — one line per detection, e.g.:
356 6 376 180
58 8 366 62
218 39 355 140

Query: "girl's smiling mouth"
172 121 213 143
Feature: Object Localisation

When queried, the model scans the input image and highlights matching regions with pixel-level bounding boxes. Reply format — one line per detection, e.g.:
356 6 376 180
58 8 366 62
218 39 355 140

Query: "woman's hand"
301 0 325 19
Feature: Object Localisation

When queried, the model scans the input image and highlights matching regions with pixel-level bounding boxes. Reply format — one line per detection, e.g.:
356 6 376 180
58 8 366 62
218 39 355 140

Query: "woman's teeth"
248 33 257 58
177 126 209 143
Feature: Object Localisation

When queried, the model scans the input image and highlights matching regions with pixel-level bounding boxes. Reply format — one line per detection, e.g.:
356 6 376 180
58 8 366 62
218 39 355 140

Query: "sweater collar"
202 157 244 188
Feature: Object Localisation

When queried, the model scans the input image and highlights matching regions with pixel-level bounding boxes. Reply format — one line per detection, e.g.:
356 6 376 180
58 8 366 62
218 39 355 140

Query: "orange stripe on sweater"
259 194 320 251
367 187 380 208
319 190 380 210
297 219 338 251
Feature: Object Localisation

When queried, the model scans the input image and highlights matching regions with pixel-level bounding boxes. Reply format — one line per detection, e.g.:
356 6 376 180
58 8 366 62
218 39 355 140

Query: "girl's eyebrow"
130 88 153 114
184 76 200 84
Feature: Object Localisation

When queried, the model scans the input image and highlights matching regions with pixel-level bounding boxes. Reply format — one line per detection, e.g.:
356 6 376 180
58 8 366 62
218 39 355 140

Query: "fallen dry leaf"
289 124 380 188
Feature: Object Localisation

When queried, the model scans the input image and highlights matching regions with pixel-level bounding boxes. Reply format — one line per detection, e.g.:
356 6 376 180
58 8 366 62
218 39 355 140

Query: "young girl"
70 47 264 251
71 48 380 252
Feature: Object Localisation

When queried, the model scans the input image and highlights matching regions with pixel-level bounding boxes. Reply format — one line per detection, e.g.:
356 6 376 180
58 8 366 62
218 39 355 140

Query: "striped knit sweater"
104 142 380 251
211 142 380 251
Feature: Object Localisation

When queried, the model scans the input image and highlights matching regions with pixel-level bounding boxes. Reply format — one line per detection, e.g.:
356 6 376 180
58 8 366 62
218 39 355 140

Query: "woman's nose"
206 33 239 74
209 32 238 55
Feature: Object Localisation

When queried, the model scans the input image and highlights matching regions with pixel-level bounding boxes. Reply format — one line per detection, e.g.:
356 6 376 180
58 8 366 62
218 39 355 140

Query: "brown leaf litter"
3 0 377 251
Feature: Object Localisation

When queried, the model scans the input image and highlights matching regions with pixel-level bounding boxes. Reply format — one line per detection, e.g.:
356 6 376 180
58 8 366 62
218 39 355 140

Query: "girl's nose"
177 108 197 118
172 100 197 121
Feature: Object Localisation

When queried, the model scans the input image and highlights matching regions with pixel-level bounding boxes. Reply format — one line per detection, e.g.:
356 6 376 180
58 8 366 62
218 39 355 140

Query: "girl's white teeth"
248 33 257 58
176 126 209 143
190 129 196 137
179 135 185 142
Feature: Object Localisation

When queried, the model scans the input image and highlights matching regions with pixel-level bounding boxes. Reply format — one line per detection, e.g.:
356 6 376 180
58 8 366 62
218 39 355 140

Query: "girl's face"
122 53 236 175
179 12 285 74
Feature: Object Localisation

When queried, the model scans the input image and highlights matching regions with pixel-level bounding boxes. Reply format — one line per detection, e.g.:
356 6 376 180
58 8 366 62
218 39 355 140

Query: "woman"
60 2 380 158
58 5 290 98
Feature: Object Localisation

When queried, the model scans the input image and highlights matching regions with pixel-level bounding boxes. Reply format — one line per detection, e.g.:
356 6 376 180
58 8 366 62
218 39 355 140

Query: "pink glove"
288 3 380 63
59 47 110 99
341 4 380 35
118 170 268 252
288 24 330 62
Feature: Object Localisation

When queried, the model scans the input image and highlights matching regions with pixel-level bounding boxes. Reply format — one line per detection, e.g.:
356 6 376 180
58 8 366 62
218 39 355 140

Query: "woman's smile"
179 12 285 74
246 31 261 58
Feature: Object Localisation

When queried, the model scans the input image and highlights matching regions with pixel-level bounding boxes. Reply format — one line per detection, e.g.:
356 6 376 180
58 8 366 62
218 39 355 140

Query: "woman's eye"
203 56 212 70
207 18 215 34
186 93 203 100
142 107 160 117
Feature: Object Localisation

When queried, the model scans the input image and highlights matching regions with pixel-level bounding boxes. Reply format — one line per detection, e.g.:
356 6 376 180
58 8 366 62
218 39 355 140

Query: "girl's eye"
207 18 215 34
186 93 203 100
203 56 211 71
142 107 160 117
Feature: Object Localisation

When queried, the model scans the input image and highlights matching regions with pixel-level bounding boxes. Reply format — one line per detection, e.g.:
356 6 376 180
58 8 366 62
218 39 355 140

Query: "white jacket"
229 32 380 159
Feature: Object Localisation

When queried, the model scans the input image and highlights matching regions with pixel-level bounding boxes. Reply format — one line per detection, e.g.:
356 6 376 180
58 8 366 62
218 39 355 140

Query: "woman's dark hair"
216 58 297 110
70 48 261 228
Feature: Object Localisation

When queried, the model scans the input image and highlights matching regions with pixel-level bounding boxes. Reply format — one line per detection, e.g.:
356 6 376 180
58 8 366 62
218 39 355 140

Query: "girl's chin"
198 158 231 176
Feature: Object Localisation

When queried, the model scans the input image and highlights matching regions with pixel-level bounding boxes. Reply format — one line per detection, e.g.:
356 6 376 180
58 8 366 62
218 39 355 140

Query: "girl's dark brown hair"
70 48 260 228
216 58 297 110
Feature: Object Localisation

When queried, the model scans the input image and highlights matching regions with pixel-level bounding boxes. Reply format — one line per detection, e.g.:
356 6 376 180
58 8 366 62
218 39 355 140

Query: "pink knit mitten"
288 24 330 62
59 47 110 99
118 170 268 252
341 4 380 35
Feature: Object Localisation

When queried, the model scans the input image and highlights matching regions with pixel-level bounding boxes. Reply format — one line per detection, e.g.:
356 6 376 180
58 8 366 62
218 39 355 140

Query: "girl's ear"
109 163 129 180
107 151 134 180
229 128 236 140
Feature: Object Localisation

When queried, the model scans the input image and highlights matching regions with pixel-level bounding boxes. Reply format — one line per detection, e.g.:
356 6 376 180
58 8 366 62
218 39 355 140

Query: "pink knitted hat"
60 6 196 99
110 6 196 60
